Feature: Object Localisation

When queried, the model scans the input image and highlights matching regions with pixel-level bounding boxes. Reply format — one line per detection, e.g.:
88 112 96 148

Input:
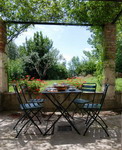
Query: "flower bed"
11 75 47 94
61 77 86 90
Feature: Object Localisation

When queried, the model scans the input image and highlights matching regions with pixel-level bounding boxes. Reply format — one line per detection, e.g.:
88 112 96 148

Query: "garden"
9 75 122 93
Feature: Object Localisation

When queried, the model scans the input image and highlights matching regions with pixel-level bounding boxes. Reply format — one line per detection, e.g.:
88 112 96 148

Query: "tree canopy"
0 0 122 43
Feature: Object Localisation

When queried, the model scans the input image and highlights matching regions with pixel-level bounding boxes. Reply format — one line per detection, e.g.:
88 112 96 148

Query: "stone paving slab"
0 111 121 150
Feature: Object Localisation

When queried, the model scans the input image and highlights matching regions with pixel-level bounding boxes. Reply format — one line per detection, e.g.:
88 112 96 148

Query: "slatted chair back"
81 83 97 102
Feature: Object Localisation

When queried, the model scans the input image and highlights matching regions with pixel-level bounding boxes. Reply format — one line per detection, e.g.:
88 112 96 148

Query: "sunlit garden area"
0 0 122 150
9 76 122 93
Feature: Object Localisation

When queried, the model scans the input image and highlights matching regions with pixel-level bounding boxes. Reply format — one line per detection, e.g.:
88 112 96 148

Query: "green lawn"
115 78 122 91
9 77 122 92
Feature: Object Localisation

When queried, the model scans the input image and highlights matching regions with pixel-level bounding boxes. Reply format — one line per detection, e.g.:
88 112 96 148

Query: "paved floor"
0 111 121 150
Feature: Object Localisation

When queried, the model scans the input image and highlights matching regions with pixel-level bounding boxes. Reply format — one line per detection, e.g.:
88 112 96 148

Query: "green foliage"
0 0 122 43
1 0 63 43
115 78 122 91
116 24 122 73
68 56 81 76
79 60 96 76
47 64 68 80
116 48 122 73
8 58 25 81
68 55 96 77
7 41 19 60
62 1 122 24
18 31 66 79
94 60 103 86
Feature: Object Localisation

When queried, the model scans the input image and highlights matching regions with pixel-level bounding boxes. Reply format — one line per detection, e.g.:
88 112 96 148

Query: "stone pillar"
103 23 116 108
0 20 8 92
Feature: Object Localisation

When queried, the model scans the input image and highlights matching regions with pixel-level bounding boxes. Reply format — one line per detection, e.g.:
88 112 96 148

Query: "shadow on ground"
0 111 121 150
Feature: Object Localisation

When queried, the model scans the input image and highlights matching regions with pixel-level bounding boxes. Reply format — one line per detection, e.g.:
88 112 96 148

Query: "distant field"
9 77 122 92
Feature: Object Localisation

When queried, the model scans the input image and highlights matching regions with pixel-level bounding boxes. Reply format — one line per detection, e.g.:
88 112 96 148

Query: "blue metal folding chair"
13 84 44 138
73 83 97 115
82 84 109 136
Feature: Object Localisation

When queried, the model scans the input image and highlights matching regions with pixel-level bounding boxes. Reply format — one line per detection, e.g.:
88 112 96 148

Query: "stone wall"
1 92 122 111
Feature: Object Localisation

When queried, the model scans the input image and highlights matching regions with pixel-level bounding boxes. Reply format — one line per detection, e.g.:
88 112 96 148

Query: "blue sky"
14 25 93 62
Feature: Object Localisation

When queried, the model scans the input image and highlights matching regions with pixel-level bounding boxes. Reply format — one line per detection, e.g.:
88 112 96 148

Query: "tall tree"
19 31 65 79
7 41 19 60
68 56 81 76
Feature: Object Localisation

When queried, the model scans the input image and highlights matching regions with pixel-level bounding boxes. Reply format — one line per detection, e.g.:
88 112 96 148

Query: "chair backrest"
13 84 24 105
13 84 31 110
100 84 109 106
19 84 32 102
82 83 97 102
82 83 97 92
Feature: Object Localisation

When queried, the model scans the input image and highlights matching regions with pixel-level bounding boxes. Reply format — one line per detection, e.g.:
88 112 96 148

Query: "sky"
14 25 93 63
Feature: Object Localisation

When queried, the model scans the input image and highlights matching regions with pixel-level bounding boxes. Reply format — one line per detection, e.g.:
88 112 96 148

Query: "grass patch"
116 78 122 91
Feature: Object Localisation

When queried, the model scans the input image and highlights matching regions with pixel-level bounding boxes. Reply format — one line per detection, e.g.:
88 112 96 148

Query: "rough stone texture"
0 20 8 92
103 23 116 106
1 92 122 111
0 52 8 92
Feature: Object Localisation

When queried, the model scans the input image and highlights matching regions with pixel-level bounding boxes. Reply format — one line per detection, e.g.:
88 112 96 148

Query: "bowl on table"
54 85 68 91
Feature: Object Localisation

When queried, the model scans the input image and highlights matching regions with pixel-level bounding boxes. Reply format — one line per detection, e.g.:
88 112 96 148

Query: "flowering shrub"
64 77 86 89
18 75 47 93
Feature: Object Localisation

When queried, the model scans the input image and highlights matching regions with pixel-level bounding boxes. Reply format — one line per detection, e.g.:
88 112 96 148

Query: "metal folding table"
42 89 82 135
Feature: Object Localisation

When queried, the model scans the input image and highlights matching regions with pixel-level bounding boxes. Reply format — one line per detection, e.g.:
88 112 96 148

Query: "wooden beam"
6 20 103 26
112 9 122 24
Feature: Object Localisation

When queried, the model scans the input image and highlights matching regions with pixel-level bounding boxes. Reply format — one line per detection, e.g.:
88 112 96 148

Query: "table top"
42 88 82 94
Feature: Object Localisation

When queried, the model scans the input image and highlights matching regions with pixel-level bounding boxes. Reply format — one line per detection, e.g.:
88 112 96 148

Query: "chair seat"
74 99 89 104
30 99 45 103
83 103 101 109
20 103 43 110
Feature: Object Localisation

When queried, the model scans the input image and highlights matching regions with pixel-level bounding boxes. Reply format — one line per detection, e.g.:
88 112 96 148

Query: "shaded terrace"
0 0 122 110
0 110 121 150
0 1 122 149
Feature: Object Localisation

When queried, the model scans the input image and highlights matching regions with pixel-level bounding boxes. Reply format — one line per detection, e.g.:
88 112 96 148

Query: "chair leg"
85 111 108 128
13 113 26 130
15 110 44 138
83 112 109 137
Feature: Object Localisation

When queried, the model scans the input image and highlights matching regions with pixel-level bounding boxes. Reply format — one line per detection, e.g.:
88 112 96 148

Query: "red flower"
36 89 40 91
26 75 30 78
31 77 35 80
